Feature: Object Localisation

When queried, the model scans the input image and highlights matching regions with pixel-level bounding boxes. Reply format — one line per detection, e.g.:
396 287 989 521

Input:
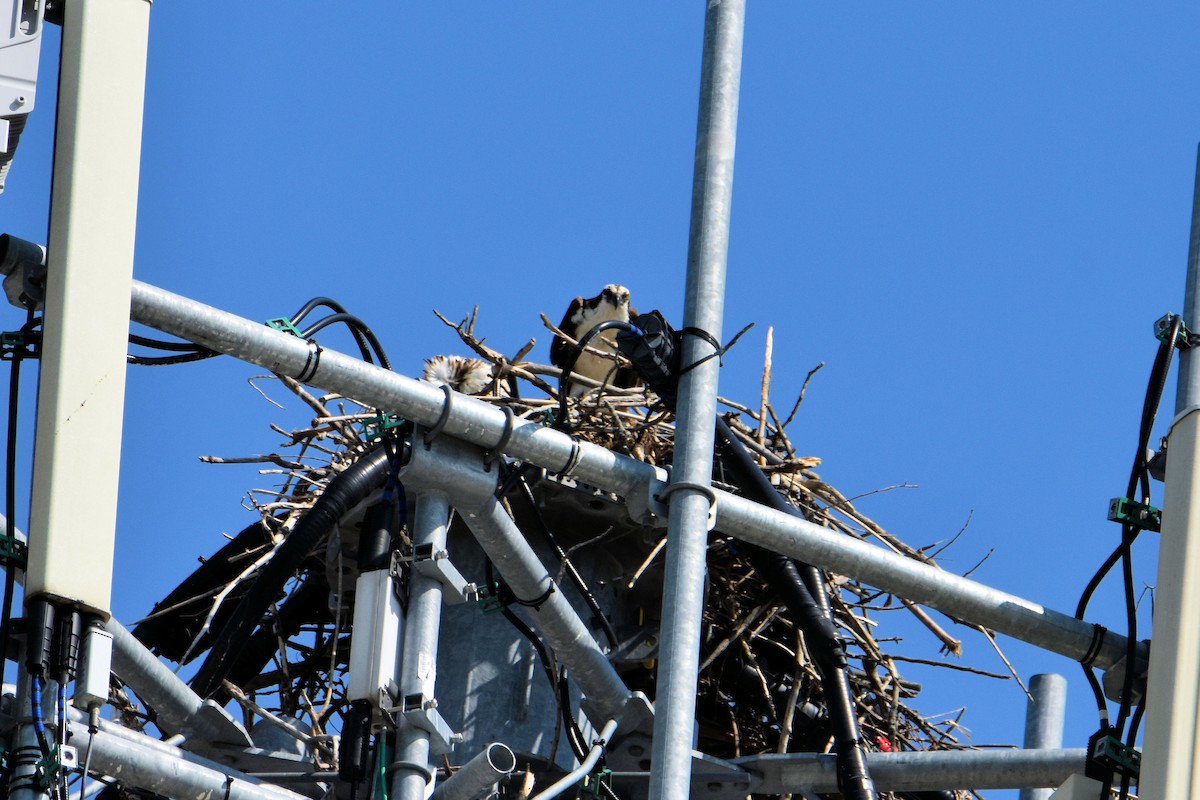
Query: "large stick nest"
130 306 1014 799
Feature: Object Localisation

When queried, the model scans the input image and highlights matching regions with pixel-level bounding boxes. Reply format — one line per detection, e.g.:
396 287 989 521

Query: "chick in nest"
422 354 495 395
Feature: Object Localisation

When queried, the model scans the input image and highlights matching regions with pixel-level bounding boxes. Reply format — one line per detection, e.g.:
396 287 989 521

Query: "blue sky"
5 4 1200 795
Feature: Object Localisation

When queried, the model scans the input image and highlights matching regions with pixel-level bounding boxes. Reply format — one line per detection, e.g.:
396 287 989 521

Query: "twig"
782 361 825 429
758 327 773 463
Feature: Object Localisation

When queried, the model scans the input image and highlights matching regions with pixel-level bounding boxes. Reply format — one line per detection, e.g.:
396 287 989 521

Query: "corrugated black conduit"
714 415 877 800
190 444 398 698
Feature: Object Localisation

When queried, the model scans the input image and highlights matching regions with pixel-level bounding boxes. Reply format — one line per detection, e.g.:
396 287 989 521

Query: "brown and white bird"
422 354 495 395
550 284 637 396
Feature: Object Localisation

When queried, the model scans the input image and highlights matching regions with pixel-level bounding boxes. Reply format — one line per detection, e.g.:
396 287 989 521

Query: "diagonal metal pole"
649 2 744 799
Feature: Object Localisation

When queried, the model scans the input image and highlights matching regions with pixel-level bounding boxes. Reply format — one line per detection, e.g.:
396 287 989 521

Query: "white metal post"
1141 145 1200 799
25 0 150 612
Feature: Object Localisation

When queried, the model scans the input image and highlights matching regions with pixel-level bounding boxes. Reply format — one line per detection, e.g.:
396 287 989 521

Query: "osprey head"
599 284 631 311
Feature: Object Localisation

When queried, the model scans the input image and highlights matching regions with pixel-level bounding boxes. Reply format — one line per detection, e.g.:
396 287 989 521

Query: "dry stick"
764 402 796 460
777 631 805 755
757 327 773 464
782 361 825 429
738 638 778 720
279 374 362 446
886 654 1011 681
977 626 1031 700
925 509 975 559
175 544 279 670
699 600 777 671
627 537 667 589
901 599 963 656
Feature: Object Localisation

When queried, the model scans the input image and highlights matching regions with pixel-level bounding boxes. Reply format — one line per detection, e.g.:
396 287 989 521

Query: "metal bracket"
627 470 671 528
1155 313 1196 350
34 745 76 790
1092 734 1141 779
388 693 460 755
0 330 38 361
361 413 405 444
264 317 303 337
1108 497 1161 532
0 534 26 568
412 542 469 605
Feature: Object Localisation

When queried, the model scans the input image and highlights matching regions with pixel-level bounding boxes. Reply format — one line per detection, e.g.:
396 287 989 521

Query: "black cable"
557 668 589 762
288 296 382 370
127 333 215 353
288 296 351 326
127 350 222 366
714 416 876 800
299 313 391 371
1075 315 1179 792
0 313 34 675
555 320 638 430
483 557 583 762
499 465 619 650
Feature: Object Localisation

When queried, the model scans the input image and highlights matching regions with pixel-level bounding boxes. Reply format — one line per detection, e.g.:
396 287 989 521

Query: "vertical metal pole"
1019 673 1066 800
1142 144 1200 799
648 2 744 799
26 0 150 613
392 493 451 800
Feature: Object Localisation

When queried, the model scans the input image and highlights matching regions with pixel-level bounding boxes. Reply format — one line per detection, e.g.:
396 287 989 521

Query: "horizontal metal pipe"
129 281 659 501
127 280 1134 671
108 618 251 749
65 711 308 800
729 748 1087 794
430 742 517 800
714 493 1130 670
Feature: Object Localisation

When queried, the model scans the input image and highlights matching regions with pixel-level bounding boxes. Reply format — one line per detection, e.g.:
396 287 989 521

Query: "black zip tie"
676 326 725 376
559 438 583 476
295 339 322 383
1081 623 1107 668
484 405 516 471
506 579 557 610
424 384 454 448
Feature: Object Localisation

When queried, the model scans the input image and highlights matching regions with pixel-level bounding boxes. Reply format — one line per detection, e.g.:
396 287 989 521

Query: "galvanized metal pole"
1142 143 1200 799
107 619 251 751
730 747 1087 795
650 2 744 797
430 743 516 800
1019 673 1067 800
54 711 308 800
392 493 452 800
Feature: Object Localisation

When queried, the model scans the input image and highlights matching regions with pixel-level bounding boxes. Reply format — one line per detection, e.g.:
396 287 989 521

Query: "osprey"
422 354 495 395
550 284 637 396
